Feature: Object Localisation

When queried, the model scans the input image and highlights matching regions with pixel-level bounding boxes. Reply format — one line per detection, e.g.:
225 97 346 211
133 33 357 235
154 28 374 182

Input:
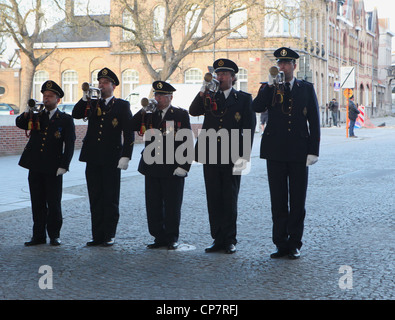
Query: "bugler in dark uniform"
16 80 75 246
131 81 193 249
72 67 134 246
252 47 320 259
189 58 256 254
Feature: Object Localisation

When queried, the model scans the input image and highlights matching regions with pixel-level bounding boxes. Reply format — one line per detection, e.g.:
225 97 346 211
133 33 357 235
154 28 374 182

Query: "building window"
153 6 165 39
185 68 202 84
185 5 202 38
235 68 248 92
33 70 49 100
265 0 300 37
123 10 135 40
229 4 247 38
122 69 139 98
62 70 78 103
91 70 100 87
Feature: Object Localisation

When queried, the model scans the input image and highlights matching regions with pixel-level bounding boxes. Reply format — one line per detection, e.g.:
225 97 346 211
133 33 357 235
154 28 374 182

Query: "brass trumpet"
82 82 101 99
27 99 45 112
269 66 285 106
269 66 285 86
203 72 220 93
141 97 157 113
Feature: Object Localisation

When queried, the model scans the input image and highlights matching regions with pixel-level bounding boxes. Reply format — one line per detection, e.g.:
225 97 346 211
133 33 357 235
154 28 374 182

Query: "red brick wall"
0 123 202 156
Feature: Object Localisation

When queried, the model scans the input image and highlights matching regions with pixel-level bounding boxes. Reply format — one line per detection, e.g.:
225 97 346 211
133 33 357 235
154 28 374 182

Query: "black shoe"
147 242 167 249
103 238 115 246
205 243 223 253
24 238 46 246
167 242 179 250
50 238 61 246
288 248 301 259
86 239 102 246
270 247 289 258
224 244 236 254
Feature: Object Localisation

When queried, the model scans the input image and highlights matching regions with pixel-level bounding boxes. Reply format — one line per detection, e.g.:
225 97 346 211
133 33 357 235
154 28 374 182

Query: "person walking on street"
348 96 360 138
16 81 75 246
252 47 320 259
329 98 339 127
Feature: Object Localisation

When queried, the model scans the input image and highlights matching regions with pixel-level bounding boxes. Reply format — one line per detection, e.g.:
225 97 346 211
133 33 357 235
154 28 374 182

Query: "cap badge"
46 81 53 89
102 69 108 75
218 60 224 66
157 82 163 89
280 49 287 57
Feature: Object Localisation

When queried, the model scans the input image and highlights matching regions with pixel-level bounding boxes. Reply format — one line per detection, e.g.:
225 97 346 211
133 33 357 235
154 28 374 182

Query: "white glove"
82 90 89 101
56 168 67 176
173 167 188 177
117 157 130 170
268 73 275 86
306 155 318 166
232 158 248 174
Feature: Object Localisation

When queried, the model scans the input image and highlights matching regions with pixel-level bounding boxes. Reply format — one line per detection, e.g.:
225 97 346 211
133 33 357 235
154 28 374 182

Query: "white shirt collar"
103 96 114 105
221 87 233 99
47 108 58 119
287 77 296 90
159 105 171 119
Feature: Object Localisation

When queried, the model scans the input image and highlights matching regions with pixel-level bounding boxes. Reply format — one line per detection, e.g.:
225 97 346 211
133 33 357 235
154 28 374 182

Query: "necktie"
285 82 290 93
216 91 226 106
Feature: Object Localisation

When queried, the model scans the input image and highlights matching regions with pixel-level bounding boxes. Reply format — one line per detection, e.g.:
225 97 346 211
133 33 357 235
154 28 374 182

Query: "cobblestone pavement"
0 116 394 300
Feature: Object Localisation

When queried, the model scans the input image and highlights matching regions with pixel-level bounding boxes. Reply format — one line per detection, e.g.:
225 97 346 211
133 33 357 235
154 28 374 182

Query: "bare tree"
0 0 56 112
86 0 266 81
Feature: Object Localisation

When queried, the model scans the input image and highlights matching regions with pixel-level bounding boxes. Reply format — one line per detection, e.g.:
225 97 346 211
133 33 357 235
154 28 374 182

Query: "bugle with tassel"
269 66 285 106
202 72 220 111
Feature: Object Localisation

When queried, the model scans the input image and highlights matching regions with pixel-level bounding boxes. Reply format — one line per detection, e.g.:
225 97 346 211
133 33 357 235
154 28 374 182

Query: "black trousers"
28 170 63 240
85 162 121 241
145 175 185 244
203 164 241 246
266 160 308 250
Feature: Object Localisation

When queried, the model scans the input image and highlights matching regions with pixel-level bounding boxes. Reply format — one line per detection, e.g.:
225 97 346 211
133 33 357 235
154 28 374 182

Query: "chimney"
65 0 75 23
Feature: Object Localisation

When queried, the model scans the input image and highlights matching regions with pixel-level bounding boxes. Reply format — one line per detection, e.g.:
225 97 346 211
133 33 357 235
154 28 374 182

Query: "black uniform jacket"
72 98 134 165
189 89 255 165
131 106 193 178
16 109 76 174
252 79 320 162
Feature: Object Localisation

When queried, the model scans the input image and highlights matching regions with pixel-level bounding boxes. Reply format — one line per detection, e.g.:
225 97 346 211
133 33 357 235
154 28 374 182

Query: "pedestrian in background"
131 81 193 250
16 81 75 246
72 68 134 247
329 98 339 127
252 47 320 259
348 95 360 138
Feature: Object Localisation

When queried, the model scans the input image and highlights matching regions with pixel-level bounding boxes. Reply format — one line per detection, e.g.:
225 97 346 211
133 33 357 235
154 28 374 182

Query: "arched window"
185 5 202 38
33 70 49 100
185 68 202 84
153 6 165 39
62 70 78 103
229 4 247 38
236 68 248 91
123 10 135 40
122 69 139 98
91 69 100 87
